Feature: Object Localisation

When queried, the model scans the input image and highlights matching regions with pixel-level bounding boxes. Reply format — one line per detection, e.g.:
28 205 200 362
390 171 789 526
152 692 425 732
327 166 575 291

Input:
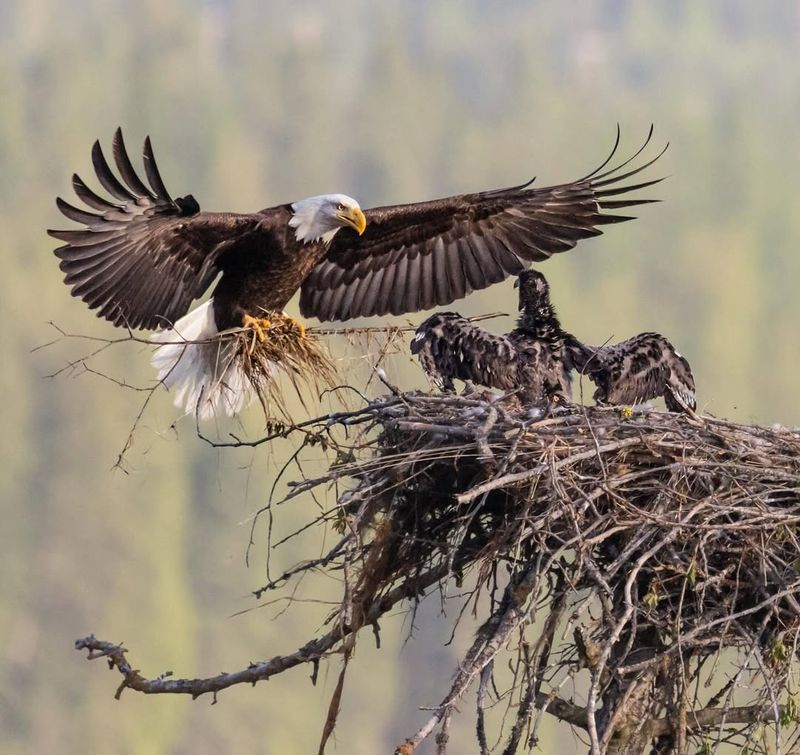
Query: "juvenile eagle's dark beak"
513 278 520 289
338 206 367 235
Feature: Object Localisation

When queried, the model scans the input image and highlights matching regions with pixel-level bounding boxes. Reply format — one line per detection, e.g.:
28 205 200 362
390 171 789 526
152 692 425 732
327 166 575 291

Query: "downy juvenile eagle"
413 269 696 414
411 269 573 405
49 127 664 418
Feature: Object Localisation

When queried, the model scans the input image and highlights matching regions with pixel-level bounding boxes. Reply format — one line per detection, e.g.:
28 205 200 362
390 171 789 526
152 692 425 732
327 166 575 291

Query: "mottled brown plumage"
511 271 696 413
567 333 696 413
413 269 696 415
411 270 572 405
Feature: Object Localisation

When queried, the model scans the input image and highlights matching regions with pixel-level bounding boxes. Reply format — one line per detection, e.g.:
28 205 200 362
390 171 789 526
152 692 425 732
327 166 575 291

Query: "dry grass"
234 312 339 416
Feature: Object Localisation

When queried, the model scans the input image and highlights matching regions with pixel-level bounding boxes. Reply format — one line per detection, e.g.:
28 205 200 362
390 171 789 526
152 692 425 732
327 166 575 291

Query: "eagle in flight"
50 127 664 418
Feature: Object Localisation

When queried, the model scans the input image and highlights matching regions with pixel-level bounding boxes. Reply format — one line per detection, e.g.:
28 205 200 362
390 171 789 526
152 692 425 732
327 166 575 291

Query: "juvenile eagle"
567 333 696 413
411 270 572 405
50 127 664 418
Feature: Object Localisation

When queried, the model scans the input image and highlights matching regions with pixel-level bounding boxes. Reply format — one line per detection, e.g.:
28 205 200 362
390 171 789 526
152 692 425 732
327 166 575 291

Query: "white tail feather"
150 300 262 420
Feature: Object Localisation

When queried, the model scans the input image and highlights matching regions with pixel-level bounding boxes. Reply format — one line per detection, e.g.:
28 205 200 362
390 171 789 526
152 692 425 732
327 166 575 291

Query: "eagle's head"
290 194 367 244
514 269 550 311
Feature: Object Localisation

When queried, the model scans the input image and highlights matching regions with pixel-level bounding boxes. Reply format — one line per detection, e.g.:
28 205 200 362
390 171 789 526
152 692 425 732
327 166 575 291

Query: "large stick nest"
333 394 800 634
76 388 800 753
275 392 800 752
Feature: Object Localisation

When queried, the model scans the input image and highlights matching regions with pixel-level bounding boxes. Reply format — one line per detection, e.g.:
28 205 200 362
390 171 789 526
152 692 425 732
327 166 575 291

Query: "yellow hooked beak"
338 206 367 235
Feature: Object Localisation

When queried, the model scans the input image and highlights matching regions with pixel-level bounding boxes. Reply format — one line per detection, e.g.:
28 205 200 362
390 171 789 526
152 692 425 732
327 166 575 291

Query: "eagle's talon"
284 317 306 338
242 314 272 343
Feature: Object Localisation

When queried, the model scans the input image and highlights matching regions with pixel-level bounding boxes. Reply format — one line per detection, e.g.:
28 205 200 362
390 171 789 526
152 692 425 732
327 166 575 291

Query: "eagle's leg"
242 314 272 343
461 380 477 396
282 316 307 339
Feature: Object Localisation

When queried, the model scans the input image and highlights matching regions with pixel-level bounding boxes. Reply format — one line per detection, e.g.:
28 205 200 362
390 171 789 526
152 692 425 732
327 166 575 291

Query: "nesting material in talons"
233 311 338 416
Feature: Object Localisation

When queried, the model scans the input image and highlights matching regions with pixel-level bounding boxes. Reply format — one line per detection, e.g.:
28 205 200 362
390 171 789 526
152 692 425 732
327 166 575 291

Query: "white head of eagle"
289 194 366 244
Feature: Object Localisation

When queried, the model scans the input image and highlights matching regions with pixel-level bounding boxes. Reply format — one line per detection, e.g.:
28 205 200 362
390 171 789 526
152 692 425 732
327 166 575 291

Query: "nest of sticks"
269 391 800 753
76 388 800 753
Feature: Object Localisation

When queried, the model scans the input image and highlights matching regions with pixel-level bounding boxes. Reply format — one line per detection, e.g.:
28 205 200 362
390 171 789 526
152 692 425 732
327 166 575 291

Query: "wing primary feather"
587 124 656 183
595 177 665 196
598 198 661 210
592 141 669 187
48 228 119 245
593 213 637 225
112 128 156 200
55 197 103 225
71 174 122 211
91 140 138 202
143 136 174 203
577 124 622 182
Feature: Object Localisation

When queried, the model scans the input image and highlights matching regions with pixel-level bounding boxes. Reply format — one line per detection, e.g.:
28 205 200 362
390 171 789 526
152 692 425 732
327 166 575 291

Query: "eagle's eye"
337 203 345 212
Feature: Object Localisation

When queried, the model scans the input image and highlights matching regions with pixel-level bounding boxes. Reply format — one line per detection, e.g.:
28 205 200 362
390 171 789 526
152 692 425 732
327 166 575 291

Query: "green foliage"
3 1 800 752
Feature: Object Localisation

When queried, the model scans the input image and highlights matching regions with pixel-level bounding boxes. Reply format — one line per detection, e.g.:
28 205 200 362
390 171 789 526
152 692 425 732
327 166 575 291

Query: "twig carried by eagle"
39 316 505 468
75 392 800 754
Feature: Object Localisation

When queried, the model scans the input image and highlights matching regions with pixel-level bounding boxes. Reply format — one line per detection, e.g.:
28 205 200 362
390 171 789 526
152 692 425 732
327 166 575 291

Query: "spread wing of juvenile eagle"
411 313 518 392
300 127 666 321
411 312 570 405
568 333 696 413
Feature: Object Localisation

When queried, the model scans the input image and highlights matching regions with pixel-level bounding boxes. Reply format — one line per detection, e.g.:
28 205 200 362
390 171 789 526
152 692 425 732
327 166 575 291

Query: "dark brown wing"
49 129 269 330
301 127 667 321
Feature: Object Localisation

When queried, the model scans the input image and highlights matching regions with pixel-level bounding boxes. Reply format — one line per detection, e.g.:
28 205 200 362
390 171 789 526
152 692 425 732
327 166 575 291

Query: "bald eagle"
50 128 664 418
567 333 696 413
411 270 573 405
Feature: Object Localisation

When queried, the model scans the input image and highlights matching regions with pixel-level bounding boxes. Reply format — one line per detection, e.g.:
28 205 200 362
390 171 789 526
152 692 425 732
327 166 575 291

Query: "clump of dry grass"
233 312 339 416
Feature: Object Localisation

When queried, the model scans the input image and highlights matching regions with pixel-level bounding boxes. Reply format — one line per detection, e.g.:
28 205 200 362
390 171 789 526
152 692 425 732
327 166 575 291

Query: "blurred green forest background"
3 1 800 752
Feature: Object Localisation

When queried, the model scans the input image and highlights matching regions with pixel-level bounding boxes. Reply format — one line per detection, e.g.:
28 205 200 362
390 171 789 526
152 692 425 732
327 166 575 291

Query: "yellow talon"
242 314 272 343
285 316 306 338
620 406 634 419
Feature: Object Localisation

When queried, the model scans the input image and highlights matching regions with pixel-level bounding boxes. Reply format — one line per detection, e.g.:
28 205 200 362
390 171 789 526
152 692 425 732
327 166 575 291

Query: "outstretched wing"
412 312 521 392
573 333 696 412
301 127 667 321
49 129 268 330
